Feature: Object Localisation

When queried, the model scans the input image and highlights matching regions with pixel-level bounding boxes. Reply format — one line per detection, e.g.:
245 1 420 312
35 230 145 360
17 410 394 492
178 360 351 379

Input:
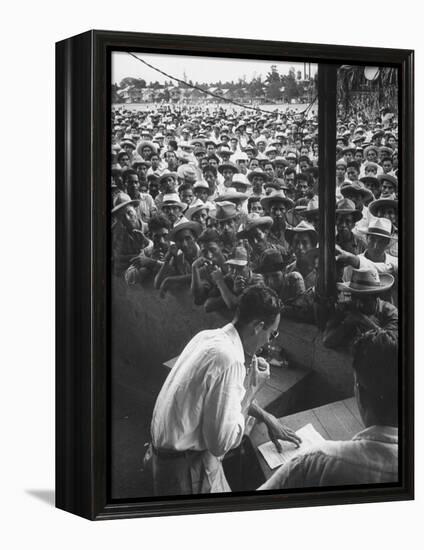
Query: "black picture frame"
56 30 414 520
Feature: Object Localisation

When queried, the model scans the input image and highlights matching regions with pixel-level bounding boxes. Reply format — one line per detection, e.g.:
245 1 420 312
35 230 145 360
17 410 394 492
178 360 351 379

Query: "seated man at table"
258 328 398 490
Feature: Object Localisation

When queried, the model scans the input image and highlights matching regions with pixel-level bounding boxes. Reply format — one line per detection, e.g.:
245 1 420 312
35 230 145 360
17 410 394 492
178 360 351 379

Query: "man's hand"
345 310 378 331
210 265 224 284
264 415 302 452
233 275 246 294
165 242 179 260
251 273 265 286
192 256 211 270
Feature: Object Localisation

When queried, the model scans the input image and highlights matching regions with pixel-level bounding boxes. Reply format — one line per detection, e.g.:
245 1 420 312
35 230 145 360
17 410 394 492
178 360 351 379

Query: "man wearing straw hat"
154 218 202 297
323 267 398 350
260 191 294 254
111 196 151 276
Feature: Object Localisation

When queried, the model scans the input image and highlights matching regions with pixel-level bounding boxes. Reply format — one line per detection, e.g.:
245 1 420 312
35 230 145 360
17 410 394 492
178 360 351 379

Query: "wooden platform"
249 397 364 481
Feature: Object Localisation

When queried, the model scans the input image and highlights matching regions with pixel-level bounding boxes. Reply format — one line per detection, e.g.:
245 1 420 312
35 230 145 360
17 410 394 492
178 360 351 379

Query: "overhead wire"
126 52 317 119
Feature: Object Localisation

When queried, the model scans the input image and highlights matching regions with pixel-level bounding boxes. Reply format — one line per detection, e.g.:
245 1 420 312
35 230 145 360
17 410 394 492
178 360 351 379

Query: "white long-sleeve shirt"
151 323 247 457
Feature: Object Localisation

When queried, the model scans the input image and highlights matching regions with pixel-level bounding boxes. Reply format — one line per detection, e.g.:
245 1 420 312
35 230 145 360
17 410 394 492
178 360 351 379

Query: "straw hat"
237 215 273 238
136 140 158 156
185 198 210 220
215 191 248 204
217 162 239 175
285 220 318 246
111 196 140 215
361 218 397 241
247 168 270 183
301 196 319 220
225 246 248 267
335 198 363 223
340 181 374 204
208 201 238 221
337 267 394 294
169 218 203 241
261 190 294 211
232 173 252 188
368 198 398 218
161 193 187 211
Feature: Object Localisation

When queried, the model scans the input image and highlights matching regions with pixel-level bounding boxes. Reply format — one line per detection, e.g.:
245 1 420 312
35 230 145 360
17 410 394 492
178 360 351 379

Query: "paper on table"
258 423 326 469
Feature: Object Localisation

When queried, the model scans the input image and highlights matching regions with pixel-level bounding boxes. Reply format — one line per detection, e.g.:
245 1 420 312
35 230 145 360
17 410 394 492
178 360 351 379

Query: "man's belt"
151 445 194 460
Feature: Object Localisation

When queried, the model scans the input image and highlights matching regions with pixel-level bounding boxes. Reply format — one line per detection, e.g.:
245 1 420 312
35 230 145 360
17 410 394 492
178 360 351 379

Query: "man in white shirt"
149 285 301 496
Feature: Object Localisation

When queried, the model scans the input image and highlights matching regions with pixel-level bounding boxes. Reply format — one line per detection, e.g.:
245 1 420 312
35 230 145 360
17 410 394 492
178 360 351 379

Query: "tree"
119 77 146 89
265 65 282 100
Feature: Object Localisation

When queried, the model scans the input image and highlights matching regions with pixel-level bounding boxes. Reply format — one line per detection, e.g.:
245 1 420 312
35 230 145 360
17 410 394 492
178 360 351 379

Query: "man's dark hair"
296 172 310 185
298 155 312 165
247 196 262 210
122 168 137 184
236 285 281 328
178 181 193 193
198 228 221 246
203 164 218 176
347 160 360 171
381 156 393 164
148 213 171 234
284 167 297 178
352 329 398 426
307 166 319 179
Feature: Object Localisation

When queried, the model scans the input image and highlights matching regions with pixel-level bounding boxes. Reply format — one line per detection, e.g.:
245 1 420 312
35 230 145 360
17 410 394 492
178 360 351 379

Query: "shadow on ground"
26 489 55 507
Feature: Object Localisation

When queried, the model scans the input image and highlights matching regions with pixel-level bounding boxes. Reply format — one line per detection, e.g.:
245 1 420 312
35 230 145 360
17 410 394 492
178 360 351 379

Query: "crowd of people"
111 102 399 350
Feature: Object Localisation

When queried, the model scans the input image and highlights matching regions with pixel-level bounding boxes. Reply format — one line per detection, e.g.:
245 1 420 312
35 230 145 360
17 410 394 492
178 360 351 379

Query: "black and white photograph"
110 51 401 499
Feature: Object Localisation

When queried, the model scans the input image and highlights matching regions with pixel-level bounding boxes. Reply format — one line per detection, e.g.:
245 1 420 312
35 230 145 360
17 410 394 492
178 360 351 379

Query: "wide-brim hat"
120 139 136 149
169 219 203 241
225 246 248 267
136 140 158 156
185 198 210 220
158 171 179 186
368 198 398 218
261 190 294 211
364 145 379 158
215 191 248 204
301 197 319 220
208 201 238 221
335 198 363 222
161 193 187 211
217 162 239 175
377 173 398 191
232 173 252 188
359 176 380 188
340 182 374 204
237 215 273 238
247 169 270 183
361 217 397 241
193 180 210 190
111 198 140 215
337 268 394 294
285 220 318 246
272 156 289 167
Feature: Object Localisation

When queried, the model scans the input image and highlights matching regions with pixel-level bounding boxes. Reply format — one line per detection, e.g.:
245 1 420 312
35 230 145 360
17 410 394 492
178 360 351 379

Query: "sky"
112 51 317 86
